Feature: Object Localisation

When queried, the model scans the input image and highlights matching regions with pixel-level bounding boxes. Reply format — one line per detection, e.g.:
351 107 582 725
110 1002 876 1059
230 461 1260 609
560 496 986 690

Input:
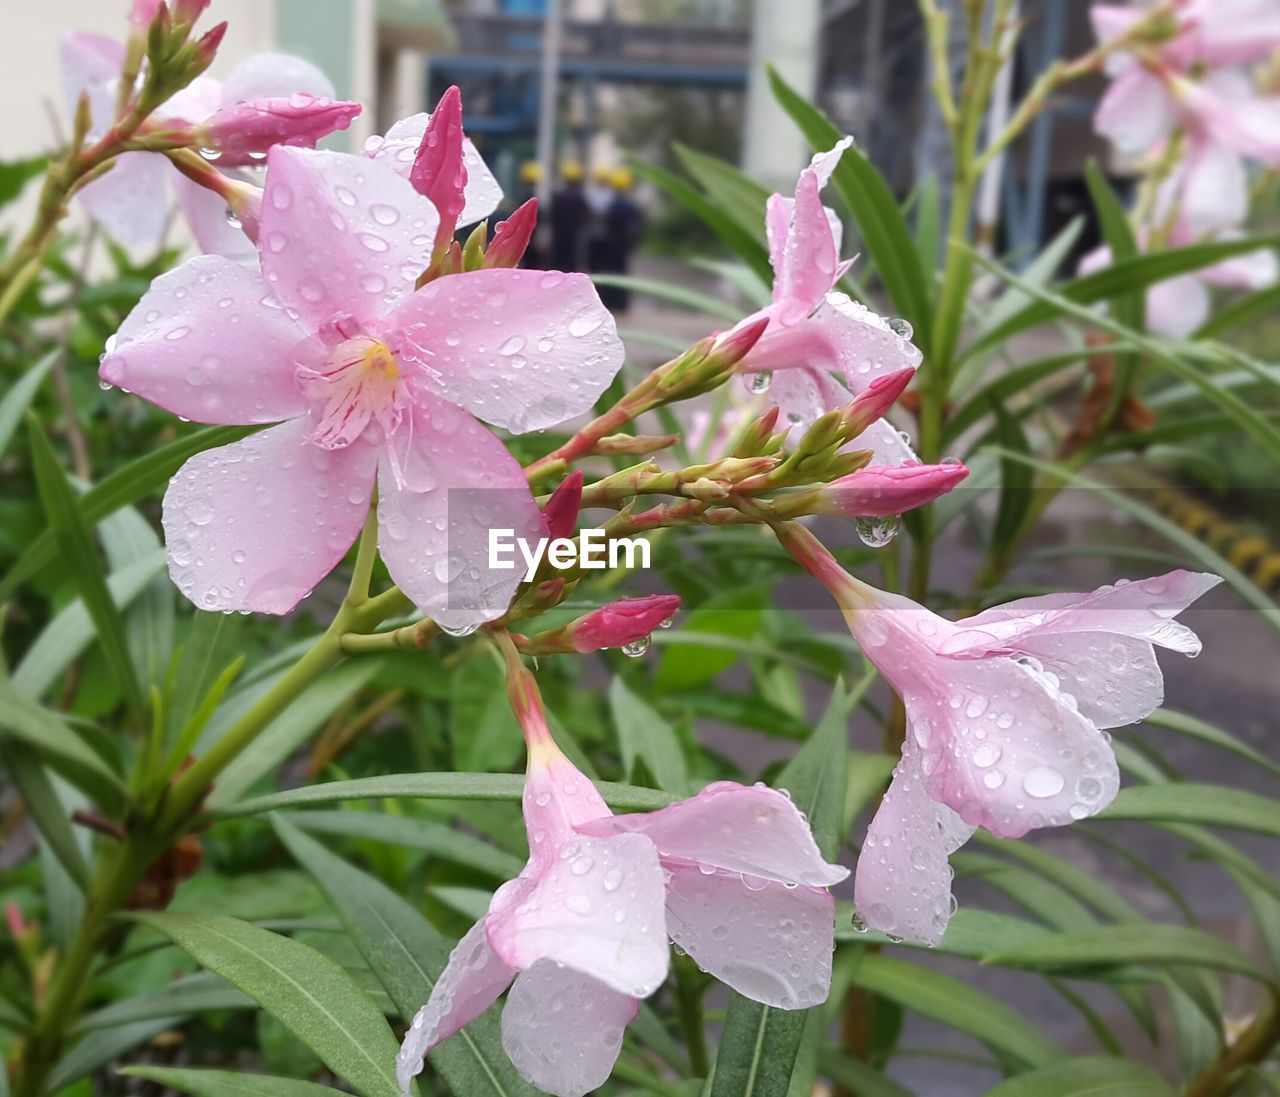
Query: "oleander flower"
810 461 969 519
60 32 354 252
397 658 848 1097
778 521 1219 945
726 139 923 465
99 145 623 628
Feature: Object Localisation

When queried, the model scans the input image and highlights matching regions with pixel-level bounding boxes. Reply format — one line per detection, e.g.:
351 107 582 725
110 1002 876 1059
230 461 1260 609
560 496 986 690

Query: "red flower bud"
542 470 584 542
569 594 681 653
485 197 538 269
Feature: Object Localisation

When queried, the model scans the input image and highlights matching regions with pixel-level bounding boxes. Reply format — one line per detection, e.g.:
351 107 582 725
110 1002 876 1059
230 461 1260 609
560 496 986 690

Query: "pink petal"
396 918 516 1097
1183 0 1280 64
808 136 854 188
664 864 837 1009
220 52 336 102
365 112 503 227
201 95 362 167
1201 241 1280 289
772 167 839 322
781 292 922 388
78 152 172 249
579 782 849 888
1180 140 1248 234
817 462 968 518
487 833 669 998
523 748 612 846
172 173 260 265
375 401 545 632
101 255 305 424
59 31 124 118
500 960 636 1097
857 417 919 466
157 76 225 126
162 419 377 614
766 365 850 430
257 147 440 330
765 193 791 279
1077 242 1112 277
1146 274 1210 338
1095 67 1174 155
385 268 624 434
1090 4 1142 44
854 741 974 946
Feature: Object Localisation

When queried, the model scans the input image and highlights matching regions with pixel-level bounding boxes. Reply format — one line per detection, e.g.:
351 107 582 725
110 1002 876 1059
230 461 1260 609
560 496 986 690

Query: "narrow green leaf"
74 972 252 1032
1100 783 1280 837
214 773 675 818
28 418 144 721
983 1057 1173 1097
767 67 932 350
590 275 743 321
610 678 689 793
0 351 55 458
848 953 1062 1067
120 1067 347 1097
0 424 259 600
1141 709 1280 781
674 143 771 243
1196 281 1280 339
777 683 856 858
0 741 89 888
817 1050 914 1097
987 924 1261 979
128 912 402 1097
655 586 768 690
49 1017 181 1090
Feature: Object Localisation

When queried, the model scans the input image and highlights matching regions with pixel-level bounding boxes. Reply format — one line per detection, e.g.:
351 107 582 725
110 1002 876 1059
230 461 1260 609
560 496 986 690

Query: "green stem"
344 503 380 610
674 953 710 1078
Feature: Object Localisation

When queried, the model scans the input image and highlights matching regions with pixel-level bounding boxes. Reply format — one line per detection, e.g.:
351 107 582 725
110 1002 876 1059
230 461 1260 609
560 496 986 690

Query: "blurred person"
550 159 588 271
594 167 644 312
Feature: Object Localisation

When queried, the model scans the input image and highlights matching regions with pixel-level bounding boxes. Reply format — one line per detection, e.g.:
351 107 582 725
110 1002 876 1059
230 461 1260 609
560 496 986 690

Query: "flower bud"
568 595 681 653
484 197 538 268
714 315 771 370
190 20 227 73
542 470 584 542
813 461 968 518
197 95 361 166
411 85 468 249
840 368 914 441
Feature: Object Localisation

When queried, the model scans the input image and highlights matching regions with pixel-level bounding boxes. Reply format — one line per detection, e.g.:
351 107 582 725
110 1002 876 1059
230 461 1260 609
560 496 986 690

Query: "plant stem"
1184 995 1280 1097
674 954 710 1077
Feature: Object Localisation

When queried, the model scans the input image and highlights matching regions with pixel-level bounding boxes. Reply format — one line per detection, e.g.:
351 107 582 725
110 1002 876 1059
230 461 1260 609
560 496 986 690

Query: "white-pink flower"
780 522 1219 945
728 140 923 466
99 145 623 628
397 676 847 1097
60 33 354 253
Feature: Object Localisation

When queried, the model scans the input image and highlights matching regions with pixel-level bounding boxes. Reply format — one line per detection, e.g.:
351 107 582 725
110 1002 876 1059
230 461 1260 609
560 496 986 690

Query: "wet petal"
163 419 377 614
854 741 974 946
258 147 440 330
579 782 848 888
220 52 336 102
664 864 837 1009
857 417 919 466
487 833 669 999
385 268 623 434
365 111 503 226
376 401 545 632
1014 633 1163 729
59 31 124 119
101 254 305 424
772 167 839 321
1180 140 1248 235
173 173 260 265
501 961 635 1097
766 365 850 431
78 152 172 249
396 918 515 1097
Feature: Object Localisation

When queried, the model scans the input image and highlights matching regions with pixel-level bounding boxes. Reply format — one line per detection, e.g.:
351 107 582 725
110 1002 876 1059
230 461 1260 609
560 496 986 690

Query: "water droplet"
224 207 241 228
439 622 480 638
888 317 914 340
658 614 675 629
620 635 651 658
1023 766 1064 799
855 514 900 548
749 371 773 395
199 146 222 161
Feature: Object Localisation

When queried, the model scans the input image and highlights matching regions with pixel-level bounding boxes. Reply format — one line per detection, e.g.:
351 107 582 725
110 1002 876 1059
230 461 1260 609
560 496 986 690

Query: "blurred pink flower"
727 139 923 465
397 661 847 1096
780 522 1218 945
99 146 622 627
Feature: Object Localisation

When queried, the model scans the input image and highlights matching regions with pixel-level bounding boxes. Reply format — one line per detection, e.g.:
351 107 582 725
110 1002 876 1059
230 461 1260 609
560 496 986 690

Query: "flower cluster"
1085 0 1280 335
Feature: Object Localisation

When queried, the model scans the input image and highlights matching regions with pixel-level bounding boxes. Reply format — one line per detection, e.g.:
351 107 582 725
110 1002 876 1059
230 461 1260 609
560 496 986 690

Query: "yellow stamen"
361 341 399 382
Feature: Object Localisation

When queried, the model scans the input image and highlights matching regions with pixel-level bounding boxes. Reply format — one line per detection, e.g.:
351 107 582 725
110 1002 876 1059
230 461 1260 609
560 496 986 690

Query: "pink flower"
779 522 1219 945
813 461 969 519
195 93 361 165
99 146 623 628
728 140 922 466
59 34 350 253
397 659 848 1096
567 595 681 652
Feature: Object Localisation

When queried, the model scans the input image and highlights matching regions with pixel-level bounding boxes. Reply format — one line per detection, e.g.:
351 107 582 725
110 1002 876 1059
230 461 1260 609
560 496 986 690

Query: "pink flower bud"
542 470 583 542
5 901 26 940
485 197 539 268
569 595 681 653
198 94 361 166
816 461 968 518
193 20 227 65
715 315 771 369
411 85 468 248
841 368 914 439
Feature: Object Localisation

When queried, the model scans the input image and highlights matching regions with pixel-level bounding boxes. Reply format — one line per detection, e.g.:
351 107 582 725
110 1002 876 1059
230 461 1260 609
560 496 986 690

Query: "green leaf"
11 552 165 701
74 972 252 1032
708 685 856 1096
451 653 522 775
273 816 536 1096
167 612 240 745
767 67 932 351
673 143 771 243
0 424 260 600
128 912 402 1097
986 924 1261 979
590 275 744 322
120 1067 348 1097
1100 783 1280 837
610 678 689 793
1083 163 1142 395
49 1017 181 1090
215 773 674 818
984 1057 1173 1097
817 1050 914 1097
990 397 1033 554
0 741 90 889
655 586 768 690
1195 281 1280 340
1141 709 1280 782
0 679 126 813
28 418 145 721
848 953 1062 1067
0 351 55 458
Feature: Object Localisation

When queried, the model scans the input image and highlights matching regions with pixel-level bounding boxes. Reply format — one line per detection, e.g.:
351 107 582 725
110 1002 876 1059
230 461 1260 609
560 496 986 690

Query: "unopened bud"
840 368 914 442
714 315 771 369
485 198 538 269
812 461 968 518
198 95 361 166
542 471 584 542
411 85 468 250
567 594 681 653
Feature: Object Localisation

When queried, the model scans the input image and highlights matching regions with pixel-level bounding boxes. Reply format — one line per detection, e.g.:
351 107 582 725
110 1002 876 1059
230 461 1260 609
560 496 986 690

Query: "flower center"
297 337 405 450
